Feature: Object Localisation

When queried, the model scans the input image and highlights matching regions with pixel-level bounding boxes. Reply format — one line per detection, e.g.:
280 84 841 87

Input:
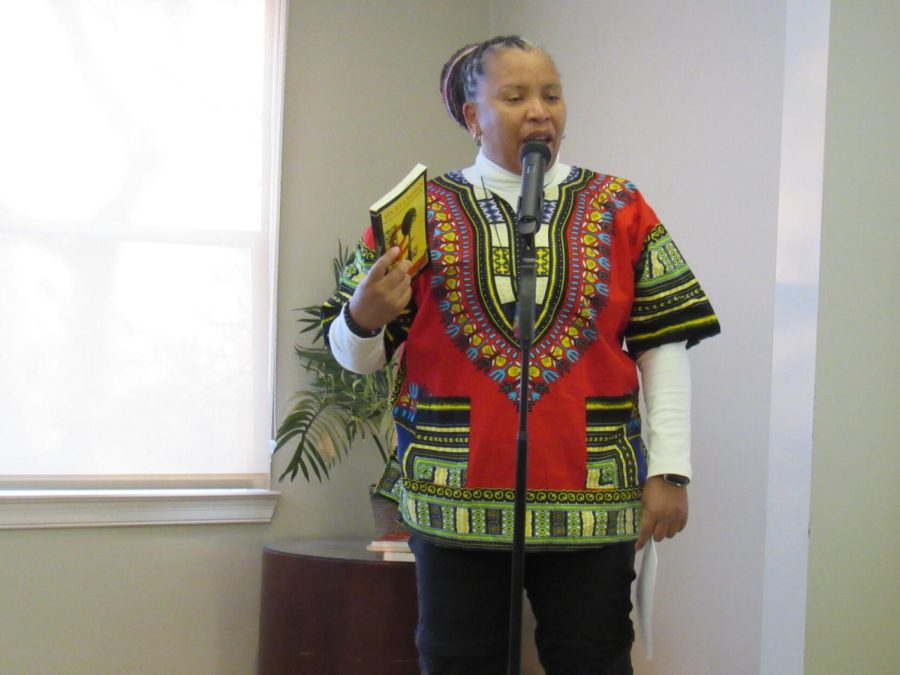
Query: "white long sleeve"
328 305 387 374
636 341 693 480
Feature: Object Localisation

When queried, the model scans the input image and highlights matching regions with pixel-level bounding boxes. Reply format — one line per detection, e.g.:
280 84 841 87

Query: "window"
0 1 285 512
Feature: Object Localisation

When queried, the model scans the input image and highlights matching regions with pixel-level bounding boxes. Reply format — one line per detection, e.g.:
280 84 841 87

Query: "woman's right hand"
347 246 413 331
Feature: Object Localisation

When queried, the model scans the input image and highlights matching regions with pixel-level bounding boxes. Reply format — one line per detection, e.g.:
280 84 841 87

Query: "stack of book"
366 532 414 563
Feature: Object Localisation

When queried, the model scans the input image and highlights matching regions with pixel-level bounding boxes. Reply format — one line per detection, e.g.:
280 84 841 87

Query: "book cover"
369 163 428 277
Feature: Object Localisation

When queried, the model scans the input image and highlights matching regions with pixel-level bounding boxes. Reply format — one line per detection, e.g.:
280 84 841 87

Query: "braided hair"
439 35 536 129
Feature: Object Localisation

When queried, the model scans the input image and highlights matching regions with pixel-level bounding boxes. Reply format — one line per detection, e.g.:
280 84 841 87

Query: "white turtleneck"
328 150 693 480
461 148 572 208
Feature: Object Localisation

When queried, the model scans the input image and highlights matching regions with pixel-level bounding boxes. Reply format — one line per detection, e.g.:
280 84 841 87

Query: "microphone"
516 140 551 236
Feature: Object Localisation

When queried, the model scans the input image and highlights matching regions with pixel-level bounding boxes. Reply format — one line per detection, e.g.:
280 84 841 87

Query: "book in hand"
369 163 428 277
366 532 415 562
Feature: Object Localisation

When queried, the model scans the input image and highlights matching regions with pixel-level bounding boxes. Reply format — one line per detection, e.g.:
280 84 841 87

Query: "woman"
323 36 720 675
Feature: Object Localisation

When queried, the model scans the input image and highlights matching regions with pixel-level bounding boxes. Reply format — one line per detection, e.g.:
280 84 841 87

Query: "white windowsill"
0 488 280 530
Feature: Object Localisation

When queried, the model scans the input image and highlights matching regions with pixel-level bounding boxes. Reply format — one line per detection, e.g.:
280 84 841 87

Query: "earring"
473 131 482 146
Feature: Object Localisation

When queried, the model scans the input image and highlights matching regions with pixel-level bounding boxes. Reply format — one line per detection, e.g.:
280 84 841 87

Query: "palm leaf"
274 241 396 482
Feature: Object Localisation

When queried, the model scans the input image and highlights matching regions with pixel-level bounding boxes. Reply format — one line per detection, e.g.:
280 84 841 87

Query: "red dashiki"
322 167 720 550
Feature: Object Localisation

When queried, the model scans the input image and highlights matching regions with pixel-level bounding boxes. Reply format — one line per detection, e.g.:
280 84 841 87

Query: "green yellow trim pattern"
399 479 642 549
625 223 721 352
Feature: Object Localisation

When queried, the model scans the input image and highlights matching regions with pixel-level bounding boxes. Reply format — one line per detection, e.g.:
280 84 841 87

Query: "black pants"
409 536 636 675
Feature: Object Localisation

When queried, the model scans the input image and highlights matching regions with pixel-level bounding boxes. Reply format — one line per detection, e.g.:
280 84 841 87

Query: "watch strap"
343 303 381 338
661 473 690 487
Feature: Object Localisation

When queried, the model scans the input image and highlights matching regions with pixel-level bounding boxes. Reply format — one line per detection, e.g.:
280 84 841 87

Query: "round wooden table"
258 538 419 674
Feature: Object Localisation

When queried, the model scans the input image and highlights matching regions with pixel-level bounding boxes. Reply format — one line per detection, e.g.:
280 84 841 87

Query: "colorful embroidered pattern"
625 223 721 352
402 396 470 488
373 452 404 503
390 389 647 548
585 394 647 489
429 169 636 407
322 167 720 550
400 479 642 549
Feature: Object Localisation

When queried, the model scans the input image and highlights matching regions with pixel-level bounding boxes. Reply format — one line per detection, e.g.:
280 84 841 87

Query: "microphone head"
521 140 551 165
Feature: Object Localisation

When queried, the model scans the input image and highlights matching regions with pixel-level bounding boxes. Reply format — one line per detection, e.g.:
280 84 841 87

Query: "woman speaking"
323 35 720 675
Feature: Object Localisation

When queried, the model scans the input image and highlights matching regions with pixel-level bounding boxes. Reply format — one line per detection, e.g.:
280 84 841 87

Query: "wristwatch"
661 474 690 487
343 303 381 338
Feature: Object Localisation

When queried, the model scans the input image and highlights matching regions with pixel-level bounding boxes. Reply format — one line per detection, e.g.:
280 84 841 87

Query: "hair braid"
439 35 535 129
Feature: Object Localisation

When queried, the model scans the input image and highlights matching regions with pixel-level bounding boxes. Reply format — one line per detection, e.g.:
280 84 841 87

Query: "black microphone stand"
506 143 547 675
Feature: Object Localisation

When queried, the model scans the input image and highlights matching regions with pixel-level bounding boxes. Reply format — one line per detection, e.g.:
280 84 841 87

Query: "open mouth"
523 134 552 145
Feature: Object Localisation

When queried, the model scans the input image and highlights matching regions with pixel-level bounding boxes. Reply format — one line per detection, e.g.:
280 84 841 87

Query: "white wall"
490 2 787 673
761 2 830 673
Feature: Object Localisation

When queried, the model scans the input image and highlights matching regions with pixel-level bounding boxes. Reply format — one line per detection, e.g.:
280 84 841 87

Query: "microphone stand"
506 144 547 675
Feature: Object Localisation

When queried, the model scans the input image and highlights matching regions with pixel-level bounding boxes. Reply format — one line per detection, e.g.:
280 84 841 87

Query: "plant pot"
369 485 407 539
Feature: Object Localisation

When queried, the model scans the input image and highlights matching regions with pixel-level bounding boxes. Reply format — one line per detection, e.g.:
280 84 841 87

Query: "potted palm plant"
273 243 402 536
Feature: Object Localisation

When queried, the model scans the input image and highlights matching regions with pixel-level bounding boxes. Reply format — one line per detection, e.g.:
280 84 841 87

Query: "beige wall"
0 526 265 674
270 0 489 542
805 1 900 673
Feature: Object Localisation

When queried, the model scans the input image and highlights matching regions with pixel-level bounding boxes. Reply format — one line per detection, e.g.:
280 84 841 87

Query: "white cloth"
637 341 692 479
461 148 571 207
328 309 386 374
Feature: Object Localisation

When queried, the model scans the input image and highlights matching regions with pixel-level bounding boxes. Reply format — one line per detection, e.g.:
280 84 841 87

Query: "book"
369 163 429 277
367 533 415 563
381 550 416 563
366 532 411 552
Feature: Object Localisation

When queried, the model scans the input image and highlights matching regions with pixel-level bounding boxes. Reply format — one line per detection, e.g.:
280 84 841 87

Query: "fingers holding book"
348 246 412 331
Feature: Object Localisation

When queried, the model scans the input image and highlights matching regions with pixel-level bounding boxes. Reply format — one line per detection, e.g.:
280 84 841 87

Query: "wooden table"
258 538 419 674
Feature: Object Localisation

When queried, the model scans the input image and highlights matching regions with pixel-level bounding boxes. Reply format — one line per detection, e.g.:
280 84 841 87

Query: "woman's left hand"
635 476 689 550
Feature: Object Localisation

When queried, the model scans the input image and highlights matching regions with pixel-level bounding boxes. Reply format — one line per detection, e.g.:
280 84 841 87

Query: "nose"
526 96 550 121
